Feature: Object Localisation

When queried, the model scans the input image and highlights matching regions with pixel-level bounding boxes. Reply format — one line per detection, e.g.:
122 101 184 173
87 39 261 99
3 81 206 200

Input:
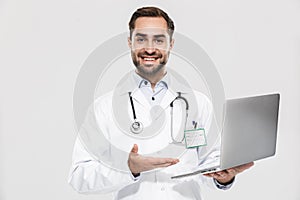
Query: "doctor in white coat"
68 6 254 200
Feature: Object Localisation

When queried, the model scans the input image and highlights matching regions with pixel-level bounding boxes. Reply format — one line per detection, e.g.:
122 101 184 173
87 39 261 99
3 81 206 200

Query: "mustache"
137 50 162 58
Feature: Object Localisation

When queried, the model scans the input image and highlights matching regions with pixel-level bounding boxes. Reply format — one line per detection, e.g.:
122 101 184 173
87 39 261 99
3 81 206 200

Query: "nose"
145 47 155 54
144 40 155 54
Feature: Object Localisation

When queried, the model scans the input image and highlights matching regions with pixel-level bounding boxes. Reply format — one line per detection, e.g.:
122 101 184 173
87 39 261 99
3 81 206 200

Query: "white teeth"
144 58 155 61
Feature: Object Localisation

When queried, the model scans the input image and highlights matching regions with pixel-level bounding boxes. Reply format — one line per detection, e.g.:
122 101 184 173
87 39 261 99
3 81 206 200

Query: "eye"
155 39 164 45
136 37 146 43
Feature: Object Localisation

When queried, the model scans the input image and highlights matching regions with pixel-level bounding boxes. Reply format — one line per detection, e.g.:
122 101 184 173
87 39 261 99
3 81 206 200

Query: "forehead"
134 17 168 30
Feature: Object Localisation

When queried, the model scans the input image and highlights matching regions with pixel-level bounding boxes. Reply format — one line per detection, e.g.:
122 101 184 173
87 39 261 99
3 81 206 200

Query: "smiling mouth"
143 57 156 61
141 56 160 61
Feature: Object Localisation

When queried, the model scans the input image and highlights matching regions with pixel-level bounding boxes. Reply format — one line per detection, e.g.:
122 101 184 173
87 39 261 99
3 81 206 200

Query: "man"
69 6 253 199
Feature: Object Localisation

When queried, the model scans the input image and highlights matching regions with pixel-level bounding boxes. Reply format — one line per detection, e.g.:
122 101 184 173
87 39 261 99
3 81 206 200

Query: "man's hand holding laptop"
204 162 254 185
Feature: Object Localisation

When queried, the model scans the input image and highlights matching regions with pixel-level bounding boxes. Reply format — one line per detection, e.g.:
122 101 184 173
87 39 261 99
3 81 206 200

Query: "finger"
203 173 214 178
152 162 175 168
235 162 254 172
203 172 219 178
216 171 228 178
211 173 221 179
143 159 179 171
243 162 254 168
130 144 138 154
150 157 179 165
226 168 236 175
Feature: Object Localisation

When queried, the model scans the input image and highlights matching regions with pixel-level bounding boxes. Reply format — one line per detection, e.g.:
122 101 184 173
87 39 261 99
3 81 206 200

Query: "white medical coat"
68 73 226 199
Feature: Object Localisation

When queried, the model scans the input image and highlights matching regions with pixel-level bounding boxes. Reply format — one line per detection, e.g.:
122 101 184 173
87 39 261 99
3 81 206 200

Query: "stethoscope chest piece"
130 121 143 134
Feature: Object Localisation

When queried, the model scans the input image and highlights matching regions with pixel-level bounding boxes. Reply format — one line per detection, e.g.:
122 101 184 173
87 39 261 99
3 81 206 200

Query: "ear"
169 38 175 51
128 37 132 48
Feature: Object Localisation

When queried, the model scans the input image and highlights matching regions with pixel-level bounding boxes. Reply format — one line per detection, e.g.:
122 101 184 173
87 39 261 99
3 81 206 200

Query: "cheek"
159 49 169 56
134 50 143 57
131 51 139 59
162 52 169 60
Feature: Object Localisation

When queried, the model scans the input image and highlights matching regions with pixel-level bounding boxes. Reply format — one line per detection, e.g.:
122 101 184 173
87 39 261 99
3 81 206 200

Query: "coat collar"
116 69 192 109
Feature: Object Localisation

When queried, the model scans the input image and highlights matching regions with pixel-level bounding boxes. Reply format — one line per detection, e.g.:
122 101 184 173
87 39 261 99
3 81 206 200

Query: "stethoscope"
128 92 189 143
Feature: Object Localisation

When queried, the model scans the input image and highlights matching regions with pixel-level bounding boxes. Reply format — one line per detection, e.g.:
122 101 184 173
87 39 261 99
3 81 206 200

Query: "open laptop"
171 93 280 179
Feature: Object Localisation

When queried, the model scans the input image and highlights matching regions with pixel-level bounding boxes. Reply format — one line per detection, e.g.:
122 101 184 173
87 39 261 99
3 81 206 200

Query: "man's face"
128 17 174 77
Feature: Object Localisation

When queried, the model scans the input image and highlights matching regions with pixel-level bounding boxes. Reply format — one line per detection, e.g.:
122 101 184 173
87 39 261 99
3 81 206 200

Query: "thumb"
131 144 139 154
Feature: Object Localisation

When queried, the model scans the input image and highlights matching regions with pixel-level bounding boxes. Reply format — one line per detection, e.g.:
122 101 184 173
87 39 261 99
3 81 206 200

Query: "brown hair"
128 7 175 39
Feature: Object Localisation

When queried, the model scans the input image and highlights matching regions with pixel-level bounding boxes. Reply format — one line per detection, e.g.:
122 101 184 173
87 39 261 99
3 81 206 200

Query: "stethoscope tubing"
128 91 189 142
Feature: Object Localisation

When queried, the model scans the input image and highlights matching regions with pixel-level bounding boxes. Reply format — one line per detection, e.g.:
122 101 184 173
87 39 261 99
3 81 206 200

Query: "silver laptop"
171 93 280 179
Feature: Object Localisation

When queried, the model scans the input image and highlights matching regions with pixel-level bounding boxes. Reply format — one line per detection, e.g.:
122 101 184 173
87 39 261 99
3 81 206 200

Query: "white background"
0 0 299 199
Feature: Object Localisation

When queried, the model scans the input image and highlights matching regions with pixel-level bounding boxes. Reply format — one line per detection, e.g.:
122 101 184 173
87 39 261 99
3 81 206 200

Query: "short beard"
134 61 166 77
131 50 168 78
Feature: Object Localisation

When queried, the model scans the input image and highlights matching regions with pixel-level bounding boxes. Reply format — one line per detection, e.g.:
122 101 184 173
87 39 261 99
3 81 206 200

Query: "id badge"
184 128 207 149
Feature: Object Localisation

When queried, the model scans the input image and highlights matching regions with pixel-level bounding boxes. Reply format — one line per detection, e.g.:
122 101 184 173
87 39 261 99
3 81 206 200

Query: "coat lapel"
131 88 151 110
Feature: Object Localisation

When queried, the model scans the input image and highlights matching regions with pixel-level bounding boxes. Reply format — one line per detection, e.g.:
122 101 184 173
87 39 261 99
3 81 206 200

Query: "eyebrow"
153 34 167 38
134 33 167 38
135 33 147 37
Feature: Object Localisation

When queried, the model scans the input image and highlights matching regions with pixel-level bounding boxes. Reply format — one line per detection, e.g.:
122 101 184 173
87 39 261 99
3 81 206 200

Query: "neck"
136 69 167 89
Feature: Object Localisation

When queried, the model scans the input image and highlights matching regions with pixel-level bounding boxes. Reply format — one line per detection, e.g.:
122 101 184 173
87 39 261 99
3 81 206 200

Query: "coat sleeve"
68 137 140 194
68 94 140 194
